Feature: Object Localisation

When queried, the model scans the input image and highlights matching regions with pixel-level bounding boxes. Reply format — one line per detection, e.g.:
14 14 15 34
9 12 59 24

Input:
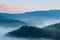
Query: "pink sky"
0 3 60 13
0 4 45 13
0 4 32 13
0 0 60 13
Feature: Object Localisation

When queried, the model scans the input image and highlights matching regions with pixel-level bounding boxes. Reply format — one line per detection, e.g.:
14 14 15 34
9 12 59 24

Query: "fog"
0 26 54 40
0 19 58 40
20 18 60 28
34 19 60 28
31 19 60 28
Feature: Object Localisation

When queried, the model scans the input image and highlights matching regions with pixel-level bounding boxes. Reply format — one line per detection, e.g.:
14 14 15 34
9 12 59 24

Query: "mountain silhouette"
42 23 60 39
5 25 45 38
6 23 60 40
5 25 51 38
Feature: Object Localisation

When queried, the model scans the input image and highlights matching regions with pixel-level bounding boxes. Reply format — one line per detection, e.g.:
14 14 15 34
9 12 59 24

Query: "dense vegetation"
43 23 60 40
6 23 60 40
6 25 51 38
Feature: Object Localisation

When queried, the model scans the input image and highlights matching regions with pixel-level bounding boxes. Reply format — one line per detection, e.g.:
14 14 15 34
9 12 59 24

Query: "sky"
0 0 60 13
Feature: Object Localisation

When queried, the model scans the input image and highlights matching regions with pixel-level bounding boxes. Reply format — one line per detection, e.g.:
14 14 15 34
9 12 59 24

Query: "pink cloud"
0 3 60 13
0 4 46 13
0 4 33 13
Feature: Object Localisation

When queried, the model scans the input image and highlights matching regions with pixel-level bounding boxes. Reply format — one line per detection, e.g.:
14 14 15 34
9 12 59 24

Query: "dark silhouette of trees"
6 25 45 38
6 24 60 39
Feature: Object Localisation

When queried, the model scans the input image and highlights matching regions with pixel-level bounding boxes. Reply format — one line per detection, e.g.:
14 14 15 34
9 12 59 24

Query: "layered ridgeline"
5 23 60 40
0 10 60 27
5 25 46 38
0 10 60 19
0 15 27 28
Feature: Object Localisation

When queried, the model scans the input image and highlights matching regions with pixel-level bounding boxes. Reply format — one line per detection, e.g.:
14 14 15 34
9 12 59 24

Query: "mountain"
42 23 60 39
0 10 60 27
1 10 60 20
5 25 45 38
43 23 60 30
5 23 60 40
0 15 27 28
5 25 52 39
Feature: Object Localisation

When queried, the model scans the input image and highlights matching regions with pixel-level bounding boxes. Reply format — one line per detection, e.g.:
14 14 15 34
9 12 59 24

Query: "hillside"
5 25 51 39
0 10 60 27
0 15 27 28
5 23 60 40
42 23 60 39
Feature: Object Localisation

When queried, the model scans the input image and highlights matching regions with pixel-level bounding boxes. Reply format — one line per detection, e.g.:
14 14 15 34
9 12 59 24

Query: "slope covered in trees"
5 23 60 40
5 25 51 38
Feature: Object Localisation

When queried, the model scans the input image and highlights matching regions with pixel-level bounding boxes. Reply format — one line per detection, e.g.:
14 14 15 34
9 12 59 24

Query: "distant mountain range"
1 10 60 40
0 10 60 20
0 15 27 28
0 10 60 27
5 23 60 40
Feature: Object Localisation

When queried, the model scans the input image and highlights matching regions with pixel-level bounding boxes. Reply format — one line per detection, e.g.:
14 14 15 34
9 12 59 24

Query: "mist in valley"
0 19 57 40
0 10 60 40
0 27 54 40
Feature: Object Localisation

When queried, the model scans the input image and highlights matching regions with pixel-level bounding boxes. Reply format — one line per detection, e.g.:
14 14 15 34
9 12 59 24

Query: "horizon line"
0 9 60 14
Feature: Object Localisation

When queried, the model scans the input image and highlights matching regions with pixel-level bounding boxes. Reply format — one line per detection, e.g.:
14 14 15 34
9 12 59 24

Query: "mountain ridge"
0 15 27 28
5 23 60 40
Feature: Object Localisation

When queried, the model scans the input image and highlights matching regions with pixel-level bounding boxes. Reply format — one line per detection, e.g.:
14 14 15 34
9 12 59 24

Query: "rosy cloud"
0 4 50 13
0 4 34 13
0 4 60 13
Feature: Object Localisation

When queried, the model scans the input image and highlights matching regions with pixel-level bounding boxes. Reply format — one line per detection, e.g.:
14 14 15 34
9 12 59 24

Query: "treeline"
6 25 60 40
6 25 49 38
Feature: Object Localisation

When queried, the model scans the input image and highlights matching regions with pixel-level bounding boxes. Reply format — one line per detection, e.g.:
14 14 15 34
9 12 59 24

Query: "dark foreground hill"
5 23 60 40
5 25 52 39
43 23 60 39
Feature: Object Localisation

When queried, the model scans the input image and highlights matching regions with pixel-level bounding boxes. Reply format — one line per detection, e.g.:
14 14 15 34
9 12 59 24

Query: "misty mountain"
43 23 60 30
5 25 46 38
42 23 60 39
6 23 60 40
0 15 27 28
0 10 60 20
5 25 52 38
0 10 60 27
